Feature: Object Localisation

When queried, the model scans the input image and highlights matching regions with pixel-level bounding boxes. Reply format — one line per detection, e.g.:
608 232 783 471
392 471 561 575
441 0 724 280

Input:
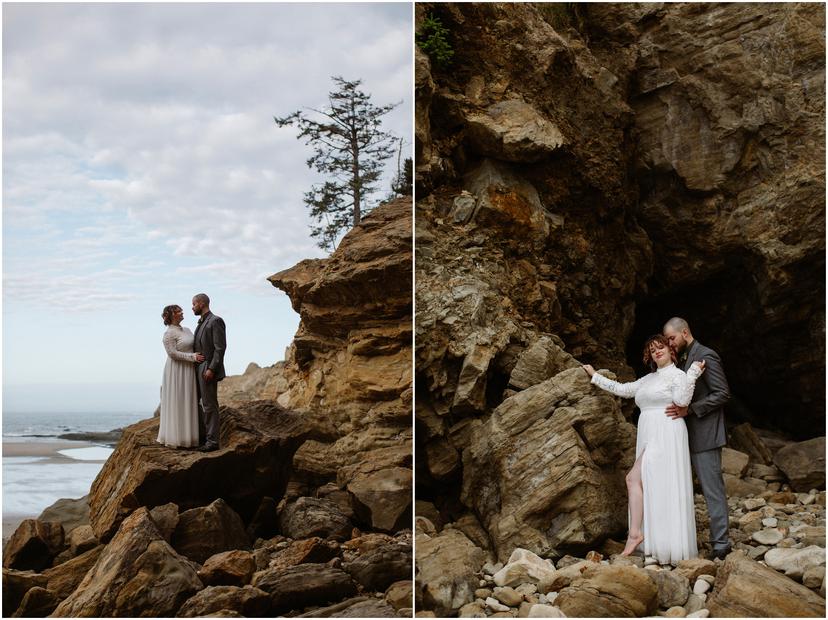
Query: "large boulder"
278 497 353 541
3 520 65 571
343 539 412 591
508 336 580 391
11 586 59 618
650 569 691 609
52 508 203 617
706 550 826 617
252 563 358 613
266 537 341 572
465 100 566 163
2 569 47 617
763 546 826 581
720 447 750 477
197 550 257 587
37 496 90 534
175 585 271 618
88 400 310 541
555 564 658 617
347 467 413 532
66 525 98 557
462 367 636 560
172 498 250 564
415 528 485 616
326 598 399 617
773 437 826 491
42 545 104 600
492 548 557 590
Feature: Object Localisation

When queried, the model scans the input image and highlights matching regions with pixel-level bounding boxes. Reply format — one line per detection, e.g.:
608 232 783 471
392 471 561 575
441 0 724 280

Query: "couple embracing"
158 293 226 452
582 317 731 565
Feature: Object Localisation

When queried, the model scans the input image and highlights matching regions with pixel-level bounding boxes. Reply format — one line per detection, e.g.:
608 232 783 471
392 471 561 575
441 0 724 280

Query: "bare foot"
620 532 644 556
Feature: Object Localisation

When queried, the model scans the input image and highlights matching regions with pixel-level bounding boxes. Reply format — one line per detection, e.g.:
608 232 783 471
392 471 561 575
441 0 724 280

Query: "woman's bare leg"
622 451 645 556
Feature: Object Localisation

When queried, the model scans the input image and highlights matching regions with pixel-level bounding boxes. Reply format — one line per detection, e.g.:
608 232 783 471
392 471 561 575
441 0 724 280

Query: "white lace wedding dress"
591 362 703 564
158 325 200 448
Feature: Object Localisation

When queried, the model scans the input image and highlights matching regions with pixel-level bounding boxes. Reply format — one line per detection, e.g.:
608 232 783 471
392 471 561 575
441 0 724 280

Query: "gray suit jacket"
193 311 227 381
681 340 729 453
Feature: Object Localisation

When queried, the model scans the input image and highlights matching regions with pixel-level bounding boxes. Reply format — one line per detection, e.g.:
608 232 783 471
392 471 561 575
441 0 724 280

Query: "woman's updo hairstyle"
162 305 181 326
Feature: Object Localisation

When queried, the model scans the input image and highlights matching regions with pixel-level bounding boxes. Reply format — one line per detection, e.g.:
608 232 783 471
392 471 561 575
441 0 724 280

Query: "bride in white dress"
158 305 204 448
583 334 705 564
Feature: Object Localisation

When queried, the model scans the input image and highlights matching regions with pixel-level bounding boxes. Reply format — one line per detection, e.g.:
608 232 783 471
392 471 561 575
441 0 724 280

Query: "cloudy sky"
2 2 412 413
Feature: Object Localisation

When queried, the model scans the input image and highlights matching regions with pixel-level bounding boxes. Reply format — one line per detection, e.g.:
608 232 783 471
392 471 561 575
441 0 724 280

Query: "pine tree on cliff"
275 76 400 252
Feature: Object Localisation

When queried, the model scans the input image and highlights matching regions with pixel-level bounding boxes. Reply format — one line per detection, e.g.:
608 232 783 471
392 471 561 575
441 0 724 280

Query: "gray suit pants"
196 364 220 448
690 447 730 551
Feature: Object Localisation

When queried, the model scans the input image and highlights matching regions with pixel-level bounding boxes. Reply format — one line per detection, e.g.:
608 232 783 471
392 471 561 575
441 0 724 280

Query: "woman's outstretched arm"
583 365 645 399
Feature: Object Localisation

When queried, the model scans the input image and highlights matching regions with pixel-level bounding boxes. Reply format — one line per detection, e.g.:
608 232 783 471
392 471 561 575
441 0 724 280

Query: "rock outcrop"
88 401 310 541
268 197 413 534
415 1 824 615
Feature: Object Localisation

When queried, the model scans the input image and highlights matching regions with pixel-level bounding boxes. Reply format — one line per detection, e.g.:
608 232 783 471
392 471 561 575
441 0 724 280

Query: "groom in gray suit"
192 293 227 452
663 317 732 560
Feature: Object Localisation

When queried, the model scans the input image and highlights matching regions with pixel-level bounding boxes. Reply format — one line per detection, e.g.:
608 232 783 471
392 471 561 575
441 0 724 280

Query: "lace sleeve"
163 330 198 363
590 371 644 399
670 363 703 406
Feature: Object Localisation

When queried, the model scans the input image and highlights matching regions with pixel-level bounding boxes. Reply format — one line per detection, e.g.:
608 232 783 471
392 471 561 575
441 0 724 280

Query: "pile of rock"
3 404 413 617
416 466 825 618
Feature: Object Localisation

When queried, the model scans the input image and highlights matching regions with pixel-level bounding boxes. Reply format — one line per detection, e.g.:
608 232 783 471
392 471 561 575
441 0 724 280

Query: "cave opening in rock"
626 256 825 441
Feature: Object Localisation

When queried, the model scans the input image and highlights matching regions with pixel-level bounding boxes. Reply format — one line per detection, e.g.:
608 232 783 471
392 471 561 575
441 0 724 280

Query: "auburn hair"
162 305 181 326
642 334 676 371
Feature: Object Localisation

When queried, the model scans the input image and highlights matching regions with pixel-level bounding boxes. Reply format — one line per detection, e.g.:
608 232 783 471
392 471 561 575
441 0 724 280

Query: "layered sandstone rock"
706 550 825 617
462 367 635 560
268 197 413 532
88 401 310 541
218 362 288 406
2 520 65 571
52 508 202 617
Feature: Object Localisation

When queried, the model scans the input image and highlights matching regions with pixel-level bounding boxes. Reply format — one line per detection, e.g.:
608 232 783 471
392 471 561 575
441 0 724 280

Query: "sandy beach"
2 438 105 544
3 439 98 457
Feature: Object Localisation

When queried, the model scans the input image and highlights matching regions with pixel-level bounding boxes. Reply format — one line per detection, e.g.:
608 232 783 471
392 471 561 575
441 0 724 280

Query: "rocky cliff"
3 197 413 618
415 2 824 617
268 196 413 532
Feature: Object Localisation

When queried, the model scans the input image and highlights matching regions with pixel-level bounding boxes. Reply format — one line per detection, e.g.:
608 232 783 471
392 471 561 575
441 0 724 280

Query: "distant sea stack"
415 2 824 617
2 196 413 618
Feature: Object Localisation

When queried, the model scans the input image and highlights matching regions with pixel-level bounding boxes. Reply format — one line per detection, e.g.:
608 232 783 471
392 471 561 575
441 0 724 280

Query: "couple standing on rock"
582 317 732 565
158 293 227 452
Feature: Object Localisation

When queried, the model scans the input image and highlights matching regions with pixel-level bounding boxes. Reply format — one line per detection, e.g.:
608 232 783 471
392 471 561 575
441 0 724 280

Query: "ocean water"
3 411 150 518
3 457 109 516
3 410 149 438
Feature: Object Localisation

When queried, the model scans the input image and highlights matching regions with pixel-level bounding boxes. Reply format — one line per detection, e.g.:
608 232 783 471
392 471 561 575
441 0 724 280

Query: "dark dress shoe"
707 548 731 561
198 444 219 452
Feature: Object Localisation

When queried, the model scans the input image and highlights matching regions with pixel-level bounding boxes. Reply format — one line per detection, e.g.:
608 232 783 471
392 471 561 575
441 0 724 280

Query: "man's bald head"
664 317 690 333
663 317 693 354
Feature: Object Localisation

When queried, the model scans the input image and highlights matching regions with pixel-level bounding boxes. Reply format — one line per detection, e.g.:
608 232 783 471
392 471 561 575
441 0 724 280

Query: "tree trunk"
351 138 361 226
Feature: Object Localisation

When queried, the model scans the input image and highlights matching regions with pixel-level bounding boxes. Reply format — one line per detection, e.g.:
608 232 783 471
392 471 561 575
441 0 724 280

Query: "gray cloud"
4 2 412 309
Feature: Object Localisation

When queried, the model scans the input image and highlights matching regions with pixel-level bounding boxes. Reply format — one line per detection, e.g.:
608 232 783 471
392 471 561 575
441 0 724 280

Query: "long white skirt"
158 357 199 448
635 407 698 564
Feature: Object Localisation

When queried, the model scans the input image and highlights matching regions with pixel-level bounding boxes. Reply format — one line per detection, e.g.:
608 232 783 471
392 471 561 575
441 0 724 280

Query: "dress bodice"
591 363 702 410
163 326 196 362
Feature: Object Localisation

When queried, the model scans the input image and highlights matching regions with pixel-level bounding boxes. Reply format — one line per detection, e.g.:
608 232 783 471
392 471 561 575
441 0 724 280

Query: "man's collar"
198 311 211 324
